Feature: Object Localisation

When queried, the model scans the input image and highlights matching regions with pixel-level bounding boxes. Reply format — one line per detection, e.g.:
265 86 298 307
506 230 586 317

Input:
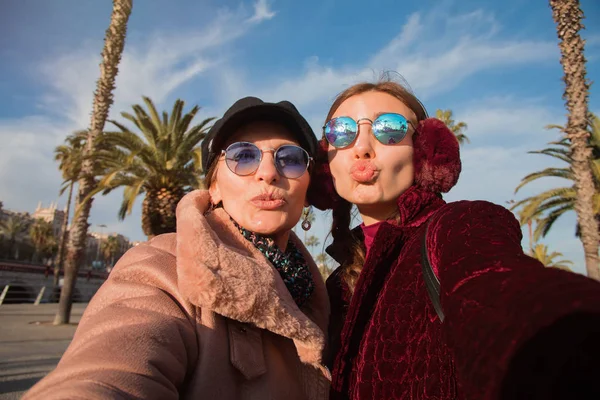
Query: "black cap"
201 97 317 171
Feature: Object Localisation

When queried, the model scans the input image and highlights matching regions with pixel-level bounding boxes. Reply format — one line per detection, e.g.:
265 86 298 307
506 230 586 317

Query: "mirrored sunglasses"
220 141 312 179
323 113 414 148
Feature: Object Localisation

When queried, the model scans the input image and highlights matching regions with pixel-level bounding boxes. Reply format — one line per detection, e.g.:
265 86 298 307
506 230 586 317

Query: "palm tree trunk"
550 0 600 280
54 0 133 325
54 182 74 287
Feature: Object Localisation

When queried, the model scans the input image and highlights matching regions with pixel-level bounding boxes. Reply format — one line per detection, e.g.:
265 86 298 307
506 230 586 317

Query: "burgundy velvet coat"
326 185 600 400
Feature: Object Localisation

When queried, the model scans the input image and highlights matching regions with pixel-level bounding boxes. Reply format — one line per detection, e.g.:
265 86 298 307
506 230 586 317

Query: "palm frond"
118 179 145 219
533 204 573 242
176 105 201 140
514 168 574 193
169 100 185 142
142 96 164 139
528 147 571 163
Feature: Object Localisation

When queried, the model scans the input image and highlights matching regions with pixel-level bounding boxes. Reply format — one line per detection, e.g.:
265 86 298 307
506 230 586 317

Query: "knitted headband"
307 118 462 210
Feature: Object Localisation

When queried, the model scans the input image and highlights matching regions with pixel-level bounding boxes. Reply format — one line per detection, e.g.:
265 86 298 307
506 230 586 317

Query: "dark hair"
327 76 427 293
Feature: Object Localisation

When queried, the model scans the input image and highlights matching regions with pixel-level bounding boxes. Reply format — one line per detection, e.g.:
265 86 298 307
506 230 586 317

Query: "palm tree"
530 243 574 271
0 215 29 259
53 130 88 286
101 235 120 266
55 0 133 325
511 115 600 244
55 130 109 286
315 252 332 280
89 97 214 238
549 0 599 280
435 109 470 145
305 235 320 255
29 219 56 263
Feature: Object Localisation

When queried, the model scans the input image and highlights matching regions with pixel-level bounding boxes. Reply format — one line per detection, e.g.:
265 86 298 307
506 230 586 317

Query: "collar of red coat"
327 185 445 265
174 189 330 366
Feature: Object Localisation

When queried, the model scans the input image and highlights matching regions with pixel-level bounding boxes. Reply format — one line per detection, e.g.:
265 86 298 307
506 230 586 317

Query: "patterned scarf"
231 218 315 307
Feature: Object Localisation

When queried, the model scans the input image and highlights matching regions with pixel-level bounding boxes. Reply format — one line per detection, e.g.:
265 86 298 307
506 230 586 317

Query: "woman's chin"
344 188 383 206
247 215 294 236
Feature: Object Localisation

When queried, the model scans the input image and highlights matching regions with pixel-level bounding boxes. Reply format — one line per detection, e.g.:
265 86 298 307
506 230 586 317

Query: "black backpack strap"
421 218 445 322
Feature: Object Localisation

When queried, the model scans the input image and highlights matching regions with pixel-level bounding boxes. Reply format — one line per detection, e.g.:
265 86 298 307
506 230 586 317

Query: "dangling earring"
205 201 221 215
301 206 313 231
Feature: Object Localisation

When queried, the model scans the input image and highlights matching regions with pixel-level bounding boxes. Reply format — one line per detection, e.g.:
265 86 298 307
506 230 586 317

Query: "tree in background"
90 97 214 238
511 115 599 243
530 243 574 271
435 109 470 145
0 215 29 259
29 219 57 263
101 235 121 267
56 0 133 325
305 235 320 255
54 130 87 286
316 252 333 280
549 0 599 280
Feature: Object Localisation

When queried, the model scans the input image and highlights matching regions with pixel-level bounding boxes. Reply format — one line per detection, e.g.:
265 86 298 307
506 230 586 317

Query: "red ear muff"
413 118 461 193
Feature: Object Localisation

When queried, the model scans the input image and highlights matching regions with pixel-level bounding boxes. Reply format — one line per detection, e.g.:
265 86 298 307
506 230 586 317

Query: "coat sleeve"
23 241 199 400
428 200 600 400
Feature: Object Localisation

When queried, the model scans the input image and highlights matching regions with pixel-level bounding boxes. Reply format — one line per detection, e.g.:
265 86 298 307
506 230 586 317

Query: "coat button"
239 327 247 333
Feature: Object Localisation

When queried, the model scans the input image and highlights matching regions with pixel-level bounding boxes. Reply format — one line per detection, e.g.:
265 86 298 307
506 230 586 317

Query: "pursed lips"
350 160 378 183
249 192 287 210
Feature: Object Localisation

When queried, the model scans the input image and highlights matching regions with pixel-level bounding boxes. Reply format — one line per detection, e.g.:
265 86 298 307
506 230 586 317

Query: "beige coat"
24 190 331 400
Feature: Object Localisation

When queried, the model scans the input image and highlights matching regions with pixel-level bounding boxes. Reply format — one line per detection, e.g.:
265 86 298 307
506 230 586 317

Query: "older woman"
24 97 331 400
306 78 600 399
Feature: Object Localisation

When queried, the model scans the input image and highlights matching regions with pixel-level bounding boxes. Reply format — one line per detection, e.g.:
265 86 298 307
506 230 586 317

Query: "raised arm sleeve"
23 242 199 400
428 200 600 400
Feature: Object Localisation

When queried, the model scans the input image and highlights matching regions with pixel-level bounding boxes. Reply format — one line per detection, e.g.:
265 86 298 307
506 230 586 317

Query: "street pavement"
0 303 86 399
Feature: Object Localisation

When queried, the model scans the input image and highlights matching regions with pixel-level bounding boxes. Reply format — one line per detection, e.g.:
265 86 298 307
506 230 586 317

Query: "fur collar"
175 190 329 365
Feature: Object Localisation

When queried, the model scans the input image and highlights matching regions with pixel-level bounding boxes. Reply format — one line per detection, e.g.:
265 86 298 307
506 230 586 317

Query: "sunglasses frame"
220 141 313 179
323 113 416 148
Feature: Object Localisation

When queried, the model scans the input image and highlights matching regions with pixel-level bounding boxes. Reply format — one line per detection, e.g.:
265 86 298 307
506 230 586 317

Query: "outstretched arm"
428 200 600 400
23 242 198 400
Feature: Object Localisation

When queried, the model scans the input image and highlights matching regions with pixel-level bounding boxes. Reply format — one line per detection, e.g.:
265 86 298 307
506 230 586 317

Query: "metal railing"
0 260 109 280
0 283 101 306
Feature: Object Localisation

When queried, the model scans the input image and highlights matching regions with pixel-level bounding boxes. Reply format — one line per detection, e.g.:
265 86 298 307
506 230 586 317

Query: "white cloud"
0 3 272 241
217 8 557 117
37 6 267 129
454 96 564 141
248 0 276 23
0 117 70 213
369 13 423 68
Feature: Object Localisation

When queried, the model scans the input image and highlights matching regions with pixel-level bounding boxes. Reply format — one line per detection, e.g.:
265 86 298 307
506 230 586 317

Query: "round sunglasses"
323 113 415 148
220 142 312 179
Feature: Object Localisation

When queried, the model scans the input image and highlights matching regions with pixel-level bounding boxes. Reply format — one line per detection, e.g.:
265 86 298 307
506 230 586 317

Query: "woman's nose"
352 123 376 159
254 153 279 183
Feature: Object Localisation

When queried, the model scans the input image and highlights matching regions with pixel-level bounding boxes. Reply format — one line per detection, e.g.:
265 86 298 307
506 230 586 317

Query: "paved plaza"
0 303 86 399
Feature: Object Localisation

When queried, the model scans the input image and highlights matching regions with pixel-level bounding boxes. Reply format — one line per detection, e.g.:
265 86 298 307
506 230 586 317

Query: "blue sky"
1 0 599 274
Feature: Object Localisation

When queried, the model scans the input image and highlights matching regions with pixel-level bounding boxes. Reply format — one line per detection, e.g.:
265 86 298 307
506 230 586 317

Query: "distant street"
0 303 86 399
